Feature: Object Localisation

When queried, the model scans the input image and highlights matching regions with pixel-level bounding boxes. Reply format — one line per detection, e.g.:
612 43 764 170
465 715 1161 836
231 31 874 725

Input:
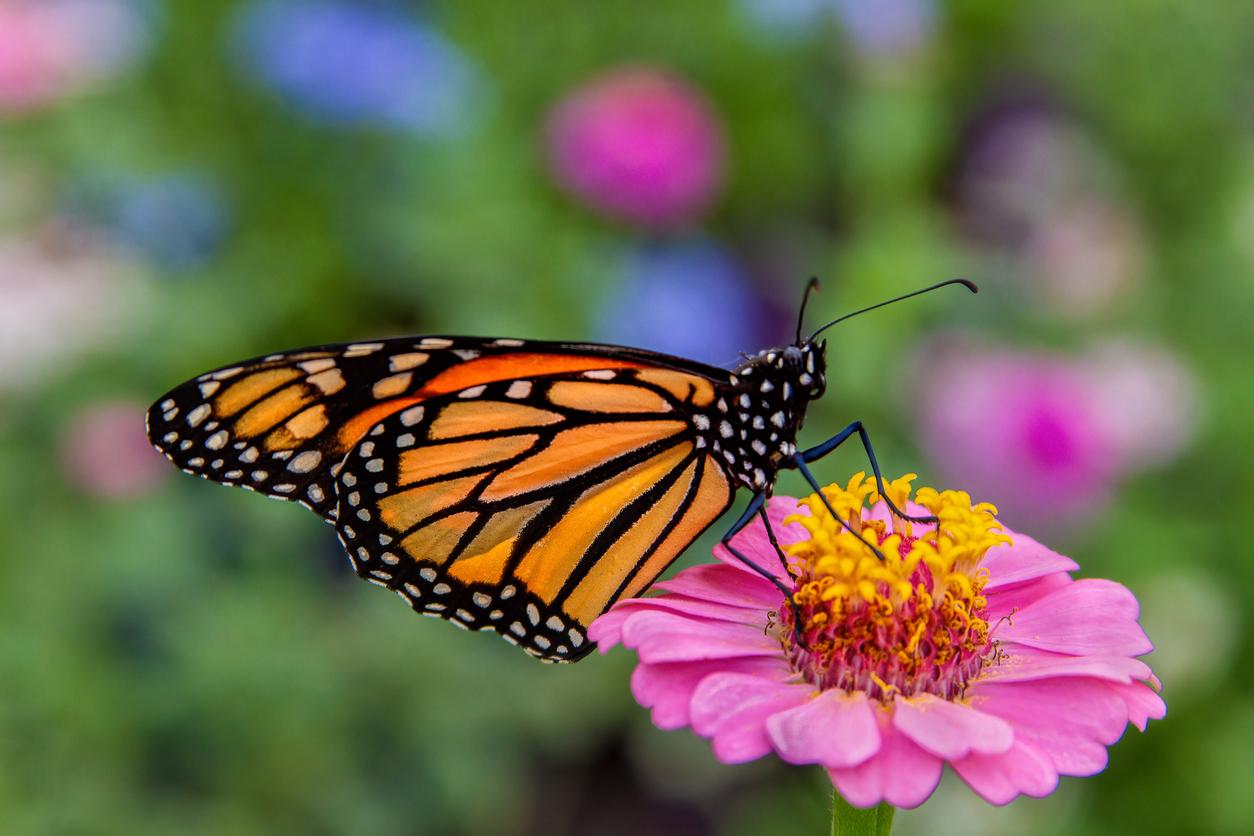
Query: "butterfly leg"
798 421 938 525
790 455 888 562
719 495 809 649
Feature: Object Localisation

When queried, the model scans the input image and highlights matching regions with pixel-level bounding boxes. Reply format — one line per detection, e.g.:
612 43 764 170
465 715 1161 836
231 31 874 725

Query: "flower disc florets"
781 473 1011 702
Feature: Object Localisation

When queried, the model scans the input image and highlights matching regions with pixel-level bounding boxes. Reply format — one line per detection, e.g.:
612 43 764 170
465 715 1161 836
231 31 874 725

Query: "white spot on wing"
299 358 336 373
458 385 486 399
205 430 228 450
582 370 616 380
288 450 322 473
419 337 454 348
186 404 211 427
400 406 425 426
389 352 429 372
506 380 531 399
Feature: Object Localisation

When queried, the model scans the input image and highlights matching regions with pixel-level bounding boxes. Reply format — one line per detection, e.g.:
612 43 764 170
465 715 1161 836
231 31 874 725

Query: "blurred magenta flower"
0 0 148 115
61 399 168 498
914 337 1199 533
598 240 771 366
547 67 725 228
591 476 1162 808
0 226 145 391
232 0 484 136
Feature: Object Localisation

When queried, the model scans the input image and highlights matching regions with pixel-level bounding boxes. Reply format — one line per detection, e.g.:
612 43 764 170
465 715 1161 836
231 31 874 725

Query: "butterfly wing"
146 336 725 520
148 336 739 660
334 368 736 661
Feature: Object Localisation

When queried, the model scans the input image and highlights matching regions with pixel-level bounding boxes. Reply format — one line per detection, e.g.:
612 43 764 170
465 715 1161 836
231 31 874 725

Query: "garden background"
1 1 1249 833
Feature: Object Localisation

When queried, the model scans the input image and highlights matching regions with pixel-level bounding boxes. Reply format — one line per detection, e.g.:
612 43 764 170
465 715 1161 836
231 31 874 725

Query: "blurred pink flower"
0 0 147 114
919 346 1118 530
0 224 146 391
591 477 1163 808
61 399 168 498
914 338 1199 533
546 67 725 228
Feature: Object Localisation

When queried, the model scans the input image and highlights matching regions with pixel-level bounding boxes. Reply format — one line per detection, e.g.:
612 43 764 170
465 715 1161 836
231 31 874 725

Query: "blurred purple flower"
547 67 725 228
233 0 484 136
0 0 148 115
915 340 1120 533
955 95 1146 318
67 172 231 271
60 399 168 499
598 241 767 367
1022 199 1145 318
0 225 146 391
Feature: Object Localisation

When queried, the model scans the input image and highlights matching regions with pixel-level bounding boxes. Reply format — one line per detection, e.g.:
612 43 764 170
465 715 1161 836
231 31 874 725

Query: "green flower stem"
831 789 895 836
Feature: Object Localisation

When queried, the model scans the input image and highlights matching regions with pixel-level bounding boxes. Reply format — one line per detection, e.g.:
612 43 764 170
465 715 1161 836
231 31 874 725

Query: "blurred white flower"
1084 337 1201 470
0 224 147 390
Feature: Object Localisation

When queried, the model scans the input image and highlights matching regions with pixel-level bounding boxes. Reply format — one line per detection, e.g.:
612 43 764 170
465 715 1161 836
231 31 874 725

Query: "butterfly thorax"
693 340 827 494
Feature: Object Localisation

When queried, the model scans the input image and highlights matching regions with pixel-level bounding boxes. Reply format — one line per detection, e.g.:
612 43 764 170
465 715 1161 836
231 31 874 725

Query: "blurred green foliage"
1 1 1252 834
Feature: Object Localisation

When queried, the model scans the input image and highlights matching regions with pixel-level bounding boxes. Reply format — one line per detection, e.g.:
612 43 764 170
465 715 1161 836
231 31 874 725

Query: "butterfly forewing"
333 369 734 661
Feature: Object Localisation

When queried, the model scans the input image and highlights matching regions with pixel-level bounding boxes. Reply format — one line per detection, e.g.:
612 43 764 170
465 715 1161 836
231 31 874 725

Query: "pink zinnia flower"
546 66 725 228
590 474 1163 808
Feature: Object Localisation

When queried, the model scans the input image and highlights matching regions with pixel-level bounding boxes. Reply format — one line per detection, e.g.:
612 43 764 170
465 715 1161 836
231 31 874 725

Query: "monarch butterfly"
147 278 975 661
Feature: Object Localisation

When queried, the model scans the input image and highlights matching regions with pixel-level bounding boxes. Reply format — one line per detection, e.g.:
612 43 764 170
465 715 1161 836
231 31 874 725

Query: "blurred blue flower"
736 0 833 44
232 0 484 136
64 172 231 271
598 241 768 368
112 174 230 270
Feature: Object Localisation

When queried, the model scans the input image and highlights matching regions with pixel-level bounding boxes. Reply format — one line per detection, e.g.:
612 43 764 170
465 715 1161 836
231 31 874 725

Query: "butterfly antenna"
795 276 821 344
808 278 977 341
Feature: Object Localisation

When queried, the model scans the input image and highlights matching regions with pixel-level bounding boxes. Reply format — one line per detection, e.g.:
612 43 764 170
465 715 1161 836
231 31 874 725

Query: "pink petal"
766 689 880 768
892 693 1014 759
952 739 1059 805
690 673 813 763
653 564 784 608
971 679 1128 739
995 579 1153 657
620 611 782 663
828 717 944 809
631 656 793 730
982 528 1079 590
587 608 632 649
979 646 1153 685
1104 681 1166 731
982 572 1072 622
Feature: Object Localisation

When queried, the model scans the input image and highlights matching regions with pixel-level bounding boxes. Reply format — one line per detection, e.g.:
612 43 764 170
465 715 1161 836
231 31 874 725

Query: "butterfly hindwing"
333 370 735 661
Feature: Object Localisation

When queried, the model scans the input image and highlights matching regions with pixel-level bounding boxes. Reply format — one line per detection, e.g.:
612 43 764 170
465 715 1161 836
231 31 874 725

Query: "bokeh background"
0 1 1248 833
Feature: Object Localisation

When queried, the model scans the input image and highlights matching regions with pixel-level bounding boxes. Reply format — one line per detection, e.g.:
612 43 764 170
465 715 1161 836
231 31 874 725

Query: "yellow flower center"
781 473 1011 702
